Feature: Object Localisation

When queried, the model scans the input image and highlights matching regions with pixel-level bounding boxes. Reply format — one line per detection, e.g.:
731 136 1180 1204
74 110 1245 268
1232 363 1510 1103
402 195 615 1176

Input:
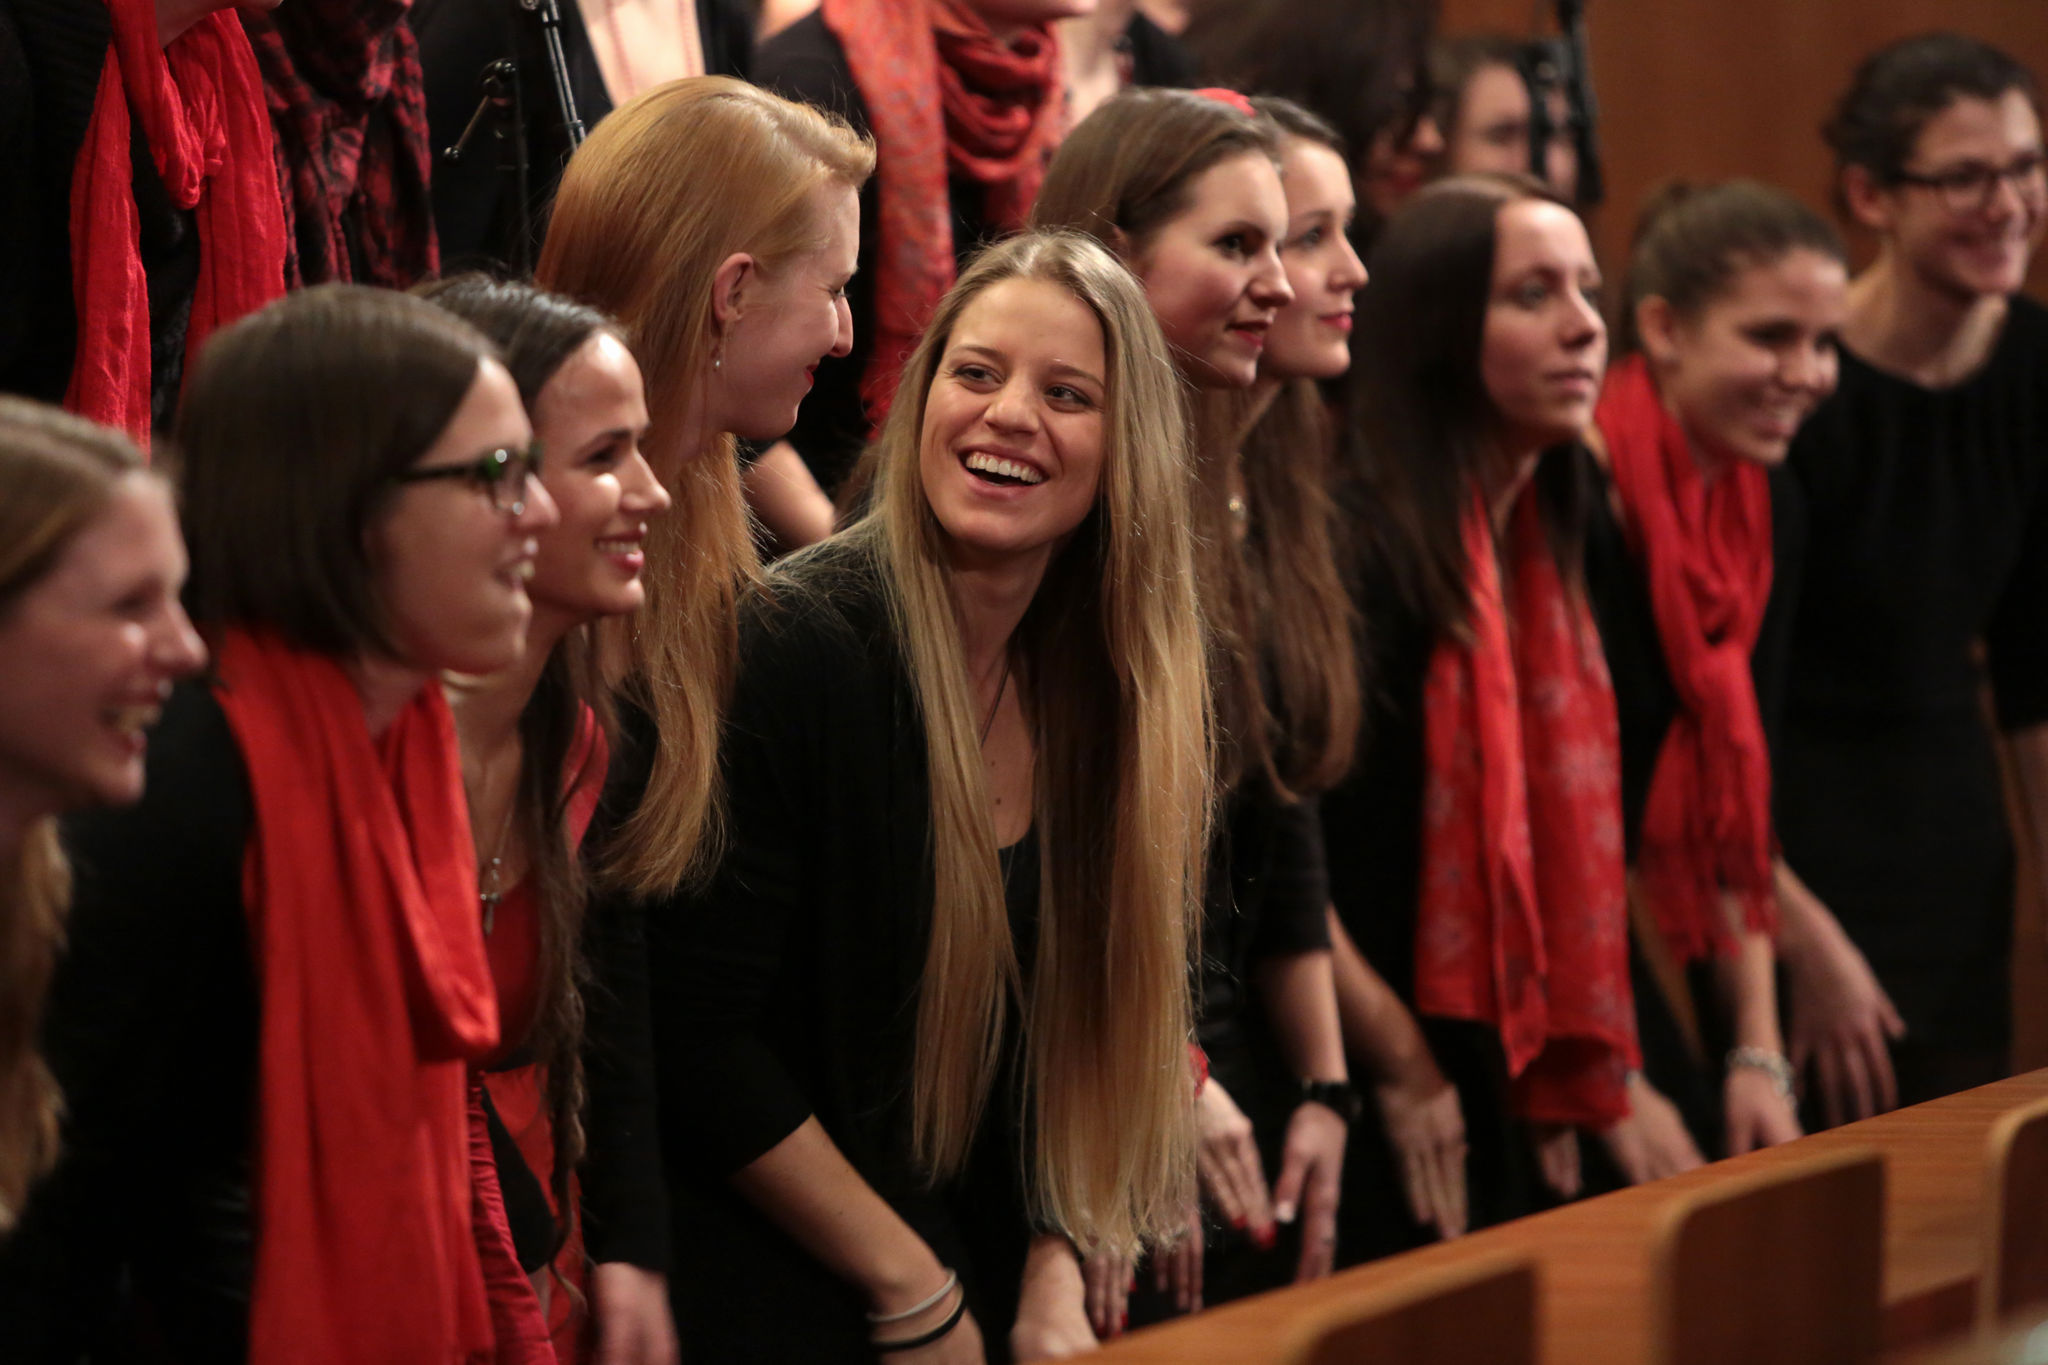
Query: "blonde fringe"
0 821 68 1231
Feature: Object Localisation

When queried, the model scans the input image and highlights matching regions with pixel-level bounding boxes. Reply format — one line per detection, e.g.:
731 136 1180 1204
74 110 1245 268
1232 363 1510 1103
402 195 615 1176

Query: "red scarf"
1597 354 1776 960
822 0 1062 422
1415 486 1638 1126
66 0 286 443
213 631 503 1365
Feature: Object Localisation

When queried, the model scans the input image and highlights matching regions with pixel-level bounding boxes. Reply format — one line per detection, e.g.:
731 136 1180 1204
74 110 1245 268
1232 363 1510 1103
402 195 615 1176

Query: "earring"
712 337 725 374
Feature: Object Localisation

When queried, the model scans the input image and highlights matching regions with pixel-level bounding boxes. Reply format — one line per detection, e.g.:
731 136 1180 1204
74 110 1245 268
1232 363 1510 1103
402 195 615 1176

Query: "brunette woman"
1583 181 1848 1172
536 75 871 908
0 399 206 1235
420 276 678 1364
1252 95 1476 1265
1428 34 1581 202
1321 175 1636 1263
652 230 1210 1363
0 286 559 1364
1033 87 1357 1314
1772 35 2048 1121
1177 0 1442 240
756 0 1084 514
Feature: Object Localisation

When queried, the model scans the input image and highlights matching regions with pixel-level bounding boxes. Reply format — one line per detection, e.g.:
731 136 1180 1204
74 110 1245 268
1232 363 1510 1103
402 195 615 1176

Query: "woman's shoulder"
737 537 902 699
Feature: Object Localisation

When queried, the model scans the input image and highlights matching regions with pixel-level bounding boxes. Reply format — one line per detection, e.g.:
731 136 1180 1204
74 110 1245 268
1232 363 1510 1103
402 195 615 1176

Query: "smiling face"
370 358 559 677
716 182 860 444
0 475 207 818
1264 138 1368 381
1642 248 1849 470
918 276 1108 571
527 331 670 626
1133 151 1294 389
1481 198 1608 453
1864 90 2046 301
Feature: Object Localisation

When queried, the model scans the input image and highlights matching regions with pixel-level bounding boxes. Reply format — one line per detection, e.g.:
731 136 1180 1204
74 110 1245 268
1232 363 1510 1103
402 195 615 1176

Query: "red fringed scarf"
240 0 439 288
1597 354 1776 960
66 0 285 443
1415 485 1638 1127
213 631 503 1365
821 0 1063 423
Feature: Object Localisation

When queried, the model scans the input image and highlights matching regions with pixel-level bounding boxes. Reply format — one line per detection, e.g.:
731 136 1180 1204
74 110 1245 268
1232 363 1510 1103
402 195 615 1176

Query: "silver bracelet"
1726 1046 1797 1100
866 1269 959 1326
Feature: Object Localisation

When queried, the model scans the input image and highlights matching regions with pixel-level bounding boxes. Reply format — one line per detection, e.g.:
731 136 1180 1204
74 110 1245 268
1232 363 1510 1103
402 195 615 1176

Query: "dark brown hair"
1615 179 1846 355
174 285 500 657
415 274 623 1261
1345 174 1590 637
1181 0 1436 185
1824 33 2040 192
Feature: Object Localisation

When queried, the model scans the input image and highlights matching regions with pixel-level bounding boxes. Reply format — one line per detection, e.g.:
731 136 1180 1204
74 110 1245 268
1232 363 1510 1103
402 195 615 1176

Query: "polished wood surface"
1982 1096 2048 1322
1082 1071 2048 1364
1652 1148 1883 1365
1277 1253 1536 1365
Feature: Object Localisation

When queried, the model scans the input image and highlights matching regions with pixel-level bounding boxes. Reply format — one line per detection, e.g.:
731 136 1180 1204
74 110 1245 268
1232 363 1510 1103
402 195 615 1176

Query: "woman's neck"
948 549 1047 685
1487 444 1544 533
349 656 434 740
447 605 578 763
1842 251 2009 388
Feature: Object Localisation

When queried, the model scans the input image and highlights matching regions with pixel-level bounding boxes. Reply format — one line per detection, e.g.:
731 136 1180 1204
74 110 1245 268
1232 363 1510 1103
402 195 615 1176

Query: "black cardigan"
650 544 1041 1361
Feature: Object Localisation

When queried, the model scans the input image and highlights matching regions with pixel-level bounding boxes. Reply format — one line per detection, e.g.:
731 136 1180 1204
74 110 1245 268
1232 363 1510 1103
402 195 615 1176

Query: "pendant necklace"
478 794 517 936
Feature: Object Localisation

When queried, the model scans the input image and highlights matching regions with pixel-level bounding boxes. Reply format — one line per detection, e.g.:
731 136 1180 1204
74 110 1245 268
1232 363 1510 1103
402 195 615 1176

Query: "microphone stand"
523 0 587 150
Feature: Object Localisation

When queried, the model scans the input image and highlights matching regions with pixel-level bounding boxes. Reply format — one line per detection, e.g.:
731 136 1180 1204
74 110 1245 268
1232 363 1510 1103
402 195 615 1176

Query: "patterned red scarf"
214 630 502 1365
1597 354 1776 960
240 0 439 288
65 0 285 443
1415 483 1637 1126
822 0 1063 423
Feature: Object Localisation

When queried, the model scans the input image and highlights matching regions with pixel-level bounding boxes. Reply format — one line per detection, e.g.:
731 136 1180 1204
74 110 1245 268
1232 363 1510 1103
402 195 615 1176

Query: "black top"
1199 781 1333 1058
0 680 258 1363
415 0 753 276
754 11 1194 497
1318 491 1537 1262
1767 294 2048 1049
0 0 201 428
650 544 1041 1361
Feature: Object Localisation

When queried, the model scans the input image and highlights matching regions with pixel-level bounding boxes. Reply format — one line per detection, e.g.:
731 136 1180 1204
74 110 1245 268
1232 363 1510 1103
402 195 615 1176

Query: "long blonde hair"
0 397 148 1230
537 76 874 896
851 231 1211 1255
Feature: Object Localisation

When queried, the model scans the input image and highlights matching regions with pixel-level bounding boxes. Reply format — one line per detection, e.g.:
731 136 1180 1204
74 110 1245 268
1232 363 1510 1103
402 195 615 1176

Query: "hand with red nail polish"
1194 1078 1276 1247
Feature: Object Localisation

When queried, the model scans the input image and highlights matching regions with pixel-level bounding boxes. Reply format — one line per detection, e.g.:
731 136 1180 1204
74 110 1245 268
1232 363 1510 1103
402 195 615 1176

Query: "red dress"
480 711 609 1364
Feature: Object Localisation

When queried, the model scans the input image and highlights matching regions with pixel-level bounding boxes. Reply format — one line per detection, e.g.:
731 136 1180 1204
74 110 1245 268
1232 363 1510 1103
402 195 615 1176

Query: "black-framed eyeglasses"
392 443 544 515
1892 151 2048 214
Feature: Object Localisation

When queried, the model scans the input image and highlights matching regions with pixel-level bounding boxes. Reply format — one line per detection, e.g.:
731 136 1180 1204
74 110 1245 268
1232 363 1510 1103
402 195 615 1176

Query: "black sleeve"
755 13 879 497
1246 791 1334 961
1755 461 1806 770
645 599 842 1174
1122 13 1196 88
1986 454 2048 731
0 681 257 1363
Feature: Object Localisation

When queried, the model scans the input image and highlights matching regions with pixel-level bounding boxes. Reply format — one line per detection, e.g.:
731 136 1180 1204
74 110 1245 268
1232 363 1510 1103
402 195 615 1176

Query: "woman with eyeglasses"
1768 33 2048 1123
0 285 564 1365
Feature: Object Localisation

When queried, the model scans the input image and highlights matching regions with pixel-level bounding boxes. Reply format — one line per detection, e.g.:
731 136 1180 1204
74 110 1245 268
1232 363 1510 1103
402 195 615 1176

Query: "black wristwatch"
1298 1078 1363 1124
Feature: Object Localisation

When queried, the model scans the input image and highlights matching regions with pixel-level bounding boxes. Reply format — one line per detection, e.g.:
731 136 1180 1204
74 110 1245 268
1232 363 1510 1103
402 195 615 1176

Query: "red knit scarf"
821 0 1063 423
65 0 285 443
213 631 502 1365
1597 354 1776 960
1415 485 1638 1126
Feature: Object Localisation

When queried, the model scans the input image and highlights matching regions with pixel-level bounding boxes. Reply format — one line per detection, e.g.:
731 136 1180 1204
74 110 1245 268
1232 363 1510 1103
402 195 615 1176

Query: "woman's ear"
1635 294 1682 372
712 252 755 329
1104 223 1134 266
1840 165 1893 236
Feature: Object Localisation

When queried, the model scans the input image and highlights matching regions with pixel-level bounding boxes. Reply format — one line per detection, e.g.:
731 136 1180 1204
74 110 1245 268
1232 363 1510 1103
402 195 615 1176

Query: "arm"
1327 909 1467 1239
1713 902 1800 1155
1251 950 1347 1280
1774 857 1904 1125
743 440 837 551
731 1121 983 1362
2005 724 2048 950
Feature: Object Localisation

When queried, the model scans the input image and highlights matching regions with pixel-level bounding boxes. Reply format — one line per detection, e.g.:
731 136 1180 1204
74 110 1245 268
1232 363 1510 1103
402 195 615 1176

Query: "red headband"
1192 87 1256 117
